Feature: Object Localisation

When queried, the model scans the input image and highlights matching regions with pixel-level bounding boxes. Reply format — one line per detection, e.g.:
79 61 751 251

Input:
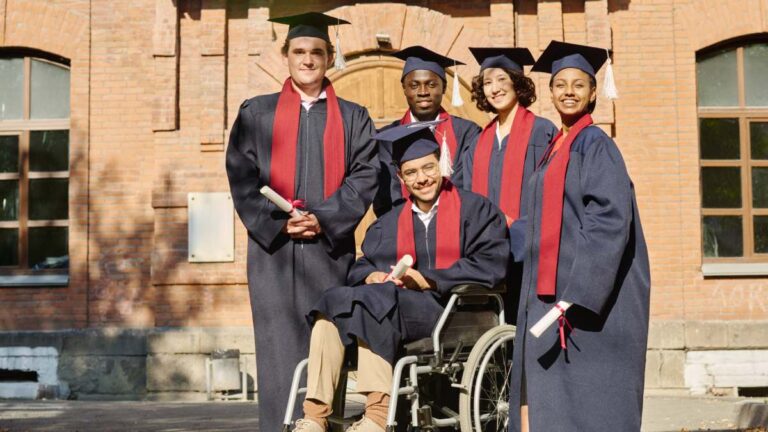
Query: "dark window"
0 55 69 275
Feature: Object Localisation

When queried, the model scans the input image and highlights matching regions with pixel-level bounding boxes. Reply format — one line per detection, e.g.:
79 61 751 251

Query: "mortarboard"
374 121 444 167
268 12 349 43
469 47 535 73
269 12 351 70
389 46 464 82
531 40 618 99
390 46 466 107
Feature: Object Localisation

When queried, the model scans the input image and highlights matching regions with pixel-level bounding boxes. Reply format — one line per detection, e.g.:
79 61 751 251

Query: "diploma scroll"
529 301 572 338
386 255 414 281
260 186 304 218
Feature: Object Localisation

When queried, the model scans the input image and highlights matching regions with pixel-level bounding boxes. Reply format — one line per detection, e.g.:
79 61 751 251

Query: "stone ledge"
147 328 254 354
647 320 685 349
62 329 148 356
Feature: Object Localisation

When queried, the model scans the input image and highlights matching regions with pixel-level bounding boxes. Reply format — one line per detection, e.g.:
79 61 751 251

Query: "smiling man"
373 46 482 216
225 12 379 432
291 121 508 432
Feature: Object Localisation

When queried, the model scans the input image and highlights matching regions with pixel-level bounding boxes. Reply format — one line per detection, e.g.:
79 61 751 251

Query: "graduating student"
373 46 482 216
225 12 379 432
508 41 651 432
291 122 509 432
462 47 557 227
461 48 558 325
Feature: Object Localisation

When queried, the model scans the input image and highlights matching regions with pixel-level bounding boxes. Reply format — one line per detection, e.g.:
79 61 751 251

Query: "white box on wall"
188 192 234 263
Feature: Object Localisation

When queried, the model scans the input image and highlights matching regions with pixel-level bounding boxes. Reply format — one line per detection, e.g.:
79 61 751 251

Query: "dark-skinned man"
225 12 378 431
373 46 482 216
291 121 508 432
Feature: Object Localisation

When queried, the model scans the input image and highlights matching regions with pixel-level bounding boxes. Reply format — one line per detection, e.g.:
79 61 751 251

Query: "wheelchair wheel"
458 324 516 432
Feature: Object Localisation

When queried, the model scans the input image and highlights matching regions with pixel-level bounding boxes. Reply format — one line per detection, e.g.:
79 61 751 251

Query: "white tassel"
602 50 618 100
439 133 454 177
334 28 346 71
451 65 464 107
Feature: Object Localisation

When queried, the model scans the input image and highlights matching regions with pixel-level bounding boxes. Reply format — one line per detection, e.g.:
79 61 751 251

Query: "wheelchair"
282 283 516 432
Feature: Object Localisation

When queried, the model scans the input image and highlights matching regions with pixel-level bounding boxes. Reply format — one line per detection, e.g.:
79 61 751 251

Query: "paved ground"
0 395 766 431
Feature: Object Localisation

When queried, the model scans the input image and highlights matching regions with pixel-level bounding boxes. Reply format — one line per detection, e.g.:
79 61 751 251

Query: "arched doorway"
328 53 488 128
327 54 487 253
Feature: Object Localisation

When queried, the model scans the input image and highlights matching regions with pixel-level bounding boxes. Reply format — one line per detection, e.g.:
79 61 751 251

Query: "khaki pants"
305 317 393 404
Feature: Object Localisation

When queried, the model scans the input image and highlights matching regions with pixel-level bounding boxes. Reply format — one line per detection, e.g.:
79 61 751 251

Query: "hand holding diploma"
260 186 304 217
386 254 413 280
260 186 322 239
530 300 572 338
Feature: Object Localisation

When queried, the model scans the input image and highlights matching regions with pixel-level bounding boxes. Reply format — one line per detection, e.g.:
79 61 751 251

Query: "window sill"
0 274 69 287
701 263 768 277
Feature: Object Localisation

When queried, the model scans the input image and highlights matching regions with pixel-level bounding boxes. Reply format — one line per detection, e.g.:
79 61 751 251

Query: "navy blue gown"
508 126 651 432
225 93 379 431
462 117 557 323
373 116 481 216
310 189 508 364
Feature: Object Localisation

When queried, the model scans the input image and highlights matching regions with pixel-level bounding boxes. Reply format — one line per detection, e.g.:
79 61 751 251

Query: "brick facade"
1 0 767 332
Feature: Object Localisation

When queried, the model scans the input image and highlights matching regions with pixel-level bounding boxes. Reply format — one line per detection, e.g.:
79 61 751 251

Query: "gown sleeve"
560 134 633 315
225 101 286 250
420 196 509 296
346 219 385 286
311 106 380 252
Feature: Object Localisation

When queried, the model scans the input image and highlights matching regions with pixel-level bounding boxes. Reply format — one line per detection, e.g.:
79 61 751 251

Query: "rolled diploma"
529 300 572 338
386 255 414 280
260 186 303 218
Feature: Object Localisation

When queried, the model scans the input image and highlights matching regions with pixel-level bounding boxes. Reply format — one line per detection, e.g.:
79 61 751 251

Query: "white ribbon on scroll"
259 186 304 218
529 300 572 338
386 254 414 281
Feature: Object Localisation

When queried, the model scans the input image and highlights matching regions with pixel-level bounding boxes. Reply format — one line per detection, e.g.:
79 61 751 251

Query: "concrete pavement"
0 394 766 431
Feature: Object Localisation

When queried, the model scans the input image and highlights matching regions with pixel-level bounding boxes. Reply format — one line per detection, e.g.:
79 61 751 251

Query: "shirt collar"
302 90 327 111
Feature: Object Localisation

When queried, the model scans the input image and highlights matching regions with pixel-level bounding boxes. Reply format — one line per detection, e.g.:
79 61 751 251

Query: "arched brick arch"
2 0 88 61
675 0 768 53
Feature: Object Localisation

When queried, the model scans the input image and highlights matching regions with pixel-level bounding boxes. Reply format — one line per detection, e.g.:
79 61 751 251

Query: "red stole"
536 114 594 296
396 180 462 270
269 78 345 200
471 106 535 221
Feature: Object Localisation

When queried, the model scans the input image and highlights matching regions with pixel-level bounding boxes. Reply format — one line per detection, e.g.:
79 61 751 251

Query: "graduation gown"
508 126 651 432
373 116 481 216
225 93 378 431
310 188 508 364
462 116 557 323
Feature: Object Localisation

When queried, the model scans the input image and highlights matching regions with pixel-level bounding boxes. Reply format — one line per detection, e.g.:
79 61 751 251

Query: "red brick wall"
1 0 767 331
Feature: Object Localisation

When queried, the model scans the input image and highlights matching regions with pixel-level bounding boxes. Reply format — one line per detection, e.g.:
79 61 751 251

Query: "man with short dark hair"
292 121 509 432
374 46 482 216
225 12 379 431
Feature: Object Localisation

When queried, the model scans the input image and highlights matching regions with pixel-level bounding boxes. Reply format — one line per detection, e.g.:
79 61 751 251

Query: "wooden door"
328 54 488 254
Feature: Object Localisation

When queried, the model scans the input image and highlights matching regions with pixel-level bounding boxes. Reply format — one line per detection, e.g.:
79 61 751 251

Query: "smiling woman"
507 41 651 432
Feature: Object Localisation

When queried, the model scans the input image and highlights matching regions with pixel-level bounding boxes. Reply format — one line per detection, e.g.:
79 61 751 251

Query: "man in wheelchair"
292 121 510 432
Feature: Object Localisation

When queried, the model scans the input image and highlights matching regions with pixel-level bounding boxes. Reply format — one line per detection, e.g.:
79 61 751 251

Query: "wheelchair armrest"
450 283 506 295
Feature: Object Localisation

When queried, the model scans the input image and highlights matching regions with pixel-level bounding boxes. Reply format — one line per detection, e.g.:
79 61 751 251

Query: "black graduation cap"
389 46 465 82
374 120 444 166
268 12 350 43
469 47 535 72
531 40 609 78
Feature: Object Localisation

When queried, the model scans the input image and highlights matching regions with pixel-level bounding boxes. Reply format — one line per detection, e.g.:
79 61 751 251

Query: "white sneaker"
345 417 385 432
294 418 324 432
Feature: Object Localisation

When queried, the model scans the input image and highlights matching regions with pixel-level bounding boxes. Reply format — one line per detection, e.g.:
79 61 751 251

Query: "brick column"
152 0 178 132
200 0 227 151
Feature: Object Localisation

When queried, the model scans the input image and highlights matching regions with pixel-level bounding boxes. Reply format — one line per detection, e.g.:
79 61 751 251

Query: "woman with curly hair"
463 48 557 230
